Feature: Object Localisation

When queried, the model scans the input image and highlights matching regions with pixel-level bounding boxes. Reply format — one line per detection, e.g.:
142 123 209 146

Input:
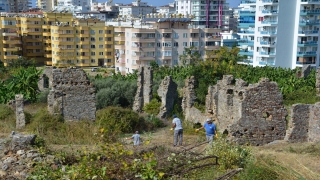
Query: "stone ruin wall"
38 67 53 92
133 66 153 112
182 76 208 124
316 68 320 96
157 76 178 119
285 103 320 143
206 75 287 146
47 68 96 121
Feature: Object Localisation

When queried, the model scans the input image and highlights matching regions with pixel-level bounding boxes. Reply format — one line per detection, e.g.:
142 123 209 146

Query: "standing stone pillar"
157 76 178 118
15 94 25 129
133 66 153 112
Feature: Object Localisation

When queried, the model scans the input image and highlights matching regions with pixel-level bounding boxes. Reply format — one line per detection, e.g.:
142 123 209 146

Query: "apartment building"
2 0 32 13
37 0 90 12
0 12 115 67
117 0 157 18
158 2 176 14
175 0 232 30
114 18 221 75
238 0 320 69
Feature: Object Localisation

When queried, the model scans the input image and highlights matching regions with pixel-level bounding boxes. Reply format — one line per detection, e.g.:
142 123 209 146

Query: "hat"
173 114 177 118
206 118 212 122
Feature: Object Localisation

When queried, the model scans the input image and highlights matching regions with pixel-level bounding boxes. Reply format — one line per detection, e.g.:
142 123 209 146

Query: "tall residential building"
114 18 222 75
3 0 32 13
175 0 232 30
116 0 157 18
0 12 115 67
38 0 91 12
158 2 176 14
238 0 320 69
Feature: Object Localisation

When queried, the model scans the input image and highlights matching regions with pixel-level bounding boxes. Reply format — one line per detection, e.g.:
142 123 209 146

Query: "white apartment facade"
117 0 156 18
175 0 231 30
238 0 320 69
114 18 222 74
38 0 90 12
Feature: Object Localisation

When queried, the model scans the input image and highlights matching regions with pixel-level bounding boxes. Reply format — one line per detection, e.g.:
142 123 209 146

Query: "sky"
31 0 241 8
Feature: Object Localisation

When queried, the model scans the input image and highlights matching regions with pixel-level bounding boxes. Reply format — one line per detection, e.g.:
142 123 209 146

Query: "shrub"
96 107 146 134
0 104 13 120
206 138 252 170
95 79 137 109
37 89 50 103
143 99 161 115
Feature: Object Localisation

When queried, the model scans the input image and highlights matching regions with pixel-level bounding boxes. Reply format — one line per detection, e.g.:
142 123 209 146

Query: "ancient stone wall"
297 65 311 78
133 66 153 112
38 67 53 91
206 75 287 146
286 103 320 142
15 95 25 129
47 68 96 121
182 76 208 123
157 76 178 119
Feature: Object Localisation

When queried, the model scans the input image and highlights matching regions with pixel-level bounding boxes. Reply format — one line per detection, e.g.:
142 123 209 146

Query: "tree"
7 57 35 69
179 46 202 66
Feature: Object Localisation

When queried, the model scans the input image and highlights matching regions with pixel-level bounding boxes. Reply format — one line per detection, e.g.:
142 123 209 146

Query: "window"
173 42 178 47
35 42 41 46
90 30 95 34
99 30 103 34
162 51 171 56
91 52 95 56
66 37 72 41
183 42 188 47
99 45 104 48
107 52 112 55
91 45 96 48
157 33 162 38
99 52 103 55
91 37 95 42
173 60 178 65
66 30 71 34
91 59 95 63
157 42 161 47
190 42 199 46
258 17 264 21
183 33 188 38
99 37 103 41
173 33 179 38
106 30 112 34
162 42 172 47
35 49 41 52
106 45 112 48
35 28 40 32
156 51 161 57
76 45 79 49
35 35 40 38
106 37 112 41
67 45 72 49
107 59 112 62
81 30 84 34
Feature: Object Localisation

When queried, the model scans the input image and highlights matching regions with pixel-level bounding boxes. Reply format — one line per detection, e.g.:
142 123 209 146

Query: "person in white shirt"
126 131 140 146
172 114 183 147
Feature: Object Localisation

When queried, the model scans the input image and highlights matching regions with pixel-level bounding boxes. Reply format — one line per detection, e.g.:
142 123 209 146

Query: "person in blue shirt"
172 114 183 147
126 131 141 146
196 118 216 143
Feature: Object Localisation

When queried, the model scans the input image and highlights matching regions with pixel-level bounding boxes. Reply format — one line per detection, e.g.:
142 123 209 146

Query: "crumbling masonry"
15 94 25 129
285 103 320 142
133 66 153 112
206 75 288 146
47 68 96 121
157 76 178 119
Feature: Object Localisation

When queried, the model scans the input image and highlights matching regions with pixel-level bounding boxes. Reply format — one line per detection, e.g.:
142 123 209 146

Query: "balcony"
300 10 320 15
45 54 52 58
261 10 278 14
240 0 256 4
259 51 276 55
261 21 278 25
301 0 320 3
2 32 17 36
239 50 254 56
259 61 275 66
260 31 277 35
299 20 320 26
297 51 317 56
3 55 19 59
238 30 255 34
298 30 319 35
238 39 254 45
260 41 276 46
115 36 125 41
297 41 318 46
262 0 279 3
239 10 256 16
238 59 253 64
3 47 19 51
